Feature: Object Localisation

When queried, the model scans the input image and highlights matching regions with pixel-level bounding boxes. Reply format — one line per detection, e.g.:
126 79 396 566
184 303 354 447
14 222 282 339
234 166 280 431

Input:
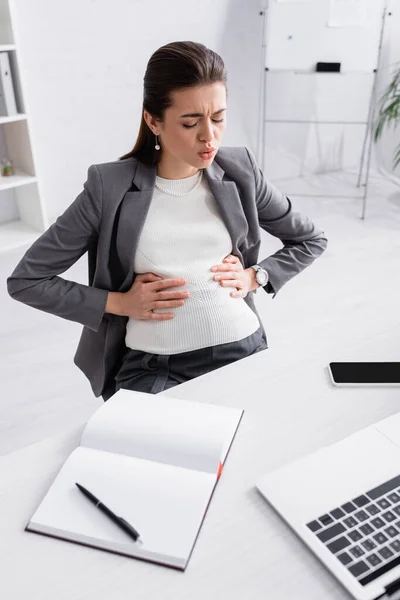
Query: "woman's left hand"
210 254 258 298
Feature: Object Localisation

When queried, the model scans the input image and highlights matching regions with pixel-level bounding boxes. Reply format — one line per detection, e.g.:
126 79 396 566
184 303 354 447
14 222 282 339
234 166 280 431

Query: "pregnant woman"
7 41 327 401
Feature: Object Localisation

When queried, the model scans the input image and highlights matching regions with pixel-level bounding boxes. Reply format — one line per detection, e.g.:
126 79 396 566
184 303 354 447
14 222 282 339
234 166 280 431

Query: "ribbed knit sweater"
125 170 260 354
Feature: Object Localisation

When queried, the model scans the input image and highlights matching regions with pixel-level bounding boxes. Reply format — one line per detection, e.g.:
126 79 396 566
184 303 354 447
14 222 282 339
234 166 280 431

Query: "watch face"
256 269 268 286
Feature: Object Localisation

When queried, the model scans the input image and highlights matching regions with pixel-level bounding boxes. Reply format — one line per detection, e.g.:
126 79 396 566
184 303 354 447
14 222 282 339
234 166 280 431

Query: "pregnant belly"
152 277 253 316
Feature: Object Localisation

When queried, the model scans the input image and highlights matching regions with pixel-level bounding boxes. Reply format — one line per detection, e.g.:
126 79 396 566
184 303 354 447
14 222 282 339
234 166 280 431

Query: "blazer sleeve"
245 146 328 297
6 164 109 332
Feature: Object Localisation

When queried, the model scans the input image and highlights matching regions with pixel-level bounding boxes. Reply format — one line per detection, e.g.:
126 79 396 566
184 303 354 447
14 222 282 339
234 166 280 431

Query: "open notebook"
26 388 243 570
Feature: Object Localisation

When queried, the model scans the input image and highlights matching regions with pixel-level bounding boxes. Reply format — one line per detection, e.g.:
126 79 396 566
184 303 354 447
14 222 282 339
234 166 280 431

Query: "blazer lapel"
204 161 249 263
116 160 156 292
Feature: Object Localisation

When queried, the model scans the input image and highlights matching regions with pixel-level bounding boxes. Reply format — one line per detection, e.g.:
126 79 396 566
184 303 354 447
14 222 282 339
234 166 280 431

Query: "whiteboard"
265 0 384 72
264 71 374 122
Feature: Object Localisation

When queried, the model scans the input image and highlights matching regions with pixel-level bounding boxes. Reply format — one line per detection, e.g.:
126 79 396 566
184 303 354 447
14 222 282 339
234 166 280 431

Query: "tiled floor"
1 170 400 456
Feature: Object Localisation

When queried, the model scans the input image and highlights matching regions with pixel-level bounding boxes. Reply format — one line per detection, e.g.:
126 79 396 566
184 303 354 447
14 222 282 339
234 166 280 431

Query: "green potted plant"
374 64 400 169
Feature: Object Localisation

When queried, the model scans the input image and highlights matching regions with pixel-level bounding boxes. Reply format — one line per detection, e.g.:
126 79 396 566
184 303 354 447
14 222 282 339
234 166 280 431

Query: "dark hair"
119 41 228 166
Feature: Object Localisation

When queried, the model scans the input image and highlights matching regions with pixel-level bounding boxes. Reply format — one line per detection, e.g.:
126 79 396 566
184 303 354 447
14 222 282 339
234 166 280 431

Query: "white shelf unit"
0 0 48 252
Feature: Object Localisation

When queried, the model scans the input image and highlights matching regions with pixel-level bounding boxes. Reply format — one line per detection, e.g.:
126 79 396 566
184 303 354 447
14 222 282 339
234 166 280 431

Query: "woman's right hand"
119 273 190 320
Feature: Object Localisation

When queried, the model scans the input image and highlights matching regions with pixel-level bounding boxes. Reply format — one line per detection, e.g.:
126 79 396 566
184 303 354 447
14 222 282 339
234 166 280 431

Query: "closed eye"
183 119 224 129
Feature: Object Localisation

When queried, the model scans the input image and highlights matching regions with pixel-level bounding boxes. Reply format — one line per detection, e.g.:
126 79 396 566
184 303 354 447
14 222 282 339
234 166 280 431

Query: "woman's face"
144 82 227 172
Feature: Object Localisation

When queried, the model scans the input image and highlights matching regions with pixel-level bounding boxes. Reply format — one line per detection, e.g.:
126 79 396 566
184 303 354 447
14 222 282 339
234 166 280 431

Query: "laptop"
256 412 400 600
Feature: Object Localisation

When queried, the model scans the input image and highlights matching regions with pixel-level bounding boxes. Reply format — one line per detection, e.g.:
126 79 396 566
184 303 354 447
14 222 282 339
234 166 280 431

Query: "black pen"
75 482 142 543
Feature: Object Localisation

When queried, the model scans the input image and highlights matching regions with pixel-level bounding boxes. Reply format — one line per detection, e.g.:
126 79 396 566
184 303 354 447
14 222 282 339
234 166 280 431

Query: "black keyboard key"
373 532 388 544
348 560 370 578
307 520 322 532
353 495 370 508
366 553 382 567
360 524 374 535
344 516 358 528
365 504 380 516
361 539 376 552
342 502 357 513
390 539 400 552
371 517 386 529
327 536 351 554
316 522 346 543
354 510 369 522
319 513 334 526
350 545 365 558
388 492 400 504
377 498 391 510
385 526 399 538
331 507 346 520
393 506 400 517
378 546 394 560
359 555 400 585
367 475 400 500
349 530 363 542
382 511 397 523
337 551 352 566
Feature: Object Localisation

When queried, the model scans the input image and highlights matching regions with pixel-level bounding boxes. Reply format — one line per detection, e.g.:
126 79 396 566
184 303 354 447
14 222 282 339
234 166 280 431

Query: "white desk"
1 336 399 600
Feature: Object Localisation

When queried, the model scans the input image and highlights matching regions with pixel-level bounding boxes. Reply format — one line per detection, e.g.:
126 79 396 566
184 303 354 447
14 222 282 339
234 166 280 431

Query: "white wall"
11 0 264 221
11 0 398 224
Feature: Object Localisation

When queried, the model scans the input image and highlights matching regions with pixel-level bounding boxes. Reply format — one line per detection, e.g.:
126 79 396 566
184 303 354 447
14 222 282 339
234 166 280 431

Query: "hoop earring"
155 135 160 151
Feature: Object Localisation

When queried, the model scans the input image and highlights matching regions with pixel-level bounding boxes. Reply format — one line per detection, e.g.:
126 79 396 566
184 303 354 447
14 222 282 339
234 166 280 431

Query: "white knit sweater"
125 170 260 354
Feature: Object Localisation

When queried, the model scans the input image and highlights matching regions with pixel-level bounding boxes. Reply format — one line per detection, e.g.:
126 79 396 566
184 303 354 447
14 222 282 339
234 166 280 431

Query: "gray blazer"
7 146 327 401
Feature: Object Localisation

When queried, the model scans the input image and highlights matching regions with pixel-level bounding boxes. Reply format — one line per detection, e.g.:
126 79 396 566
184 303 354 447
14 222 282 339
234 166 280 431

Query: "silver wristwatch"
250 264 269 287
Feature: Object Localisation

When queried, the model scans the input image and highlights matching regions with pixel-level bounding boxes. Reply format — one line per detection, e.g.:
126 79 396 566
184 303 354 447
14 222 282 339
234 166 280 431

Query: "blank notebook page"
29 446 216 565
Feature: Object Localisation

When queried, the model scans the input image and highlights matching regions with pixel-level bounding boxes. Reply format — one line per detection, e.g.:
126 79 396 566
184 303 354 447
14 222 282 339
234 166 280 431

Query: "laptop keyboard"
306 474 400 586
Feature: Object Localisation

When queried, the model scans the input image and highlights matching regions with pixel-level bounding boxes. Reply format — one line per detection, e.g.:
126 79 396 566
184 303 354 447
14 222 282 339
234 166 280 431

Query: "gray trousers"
114 326 268 396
